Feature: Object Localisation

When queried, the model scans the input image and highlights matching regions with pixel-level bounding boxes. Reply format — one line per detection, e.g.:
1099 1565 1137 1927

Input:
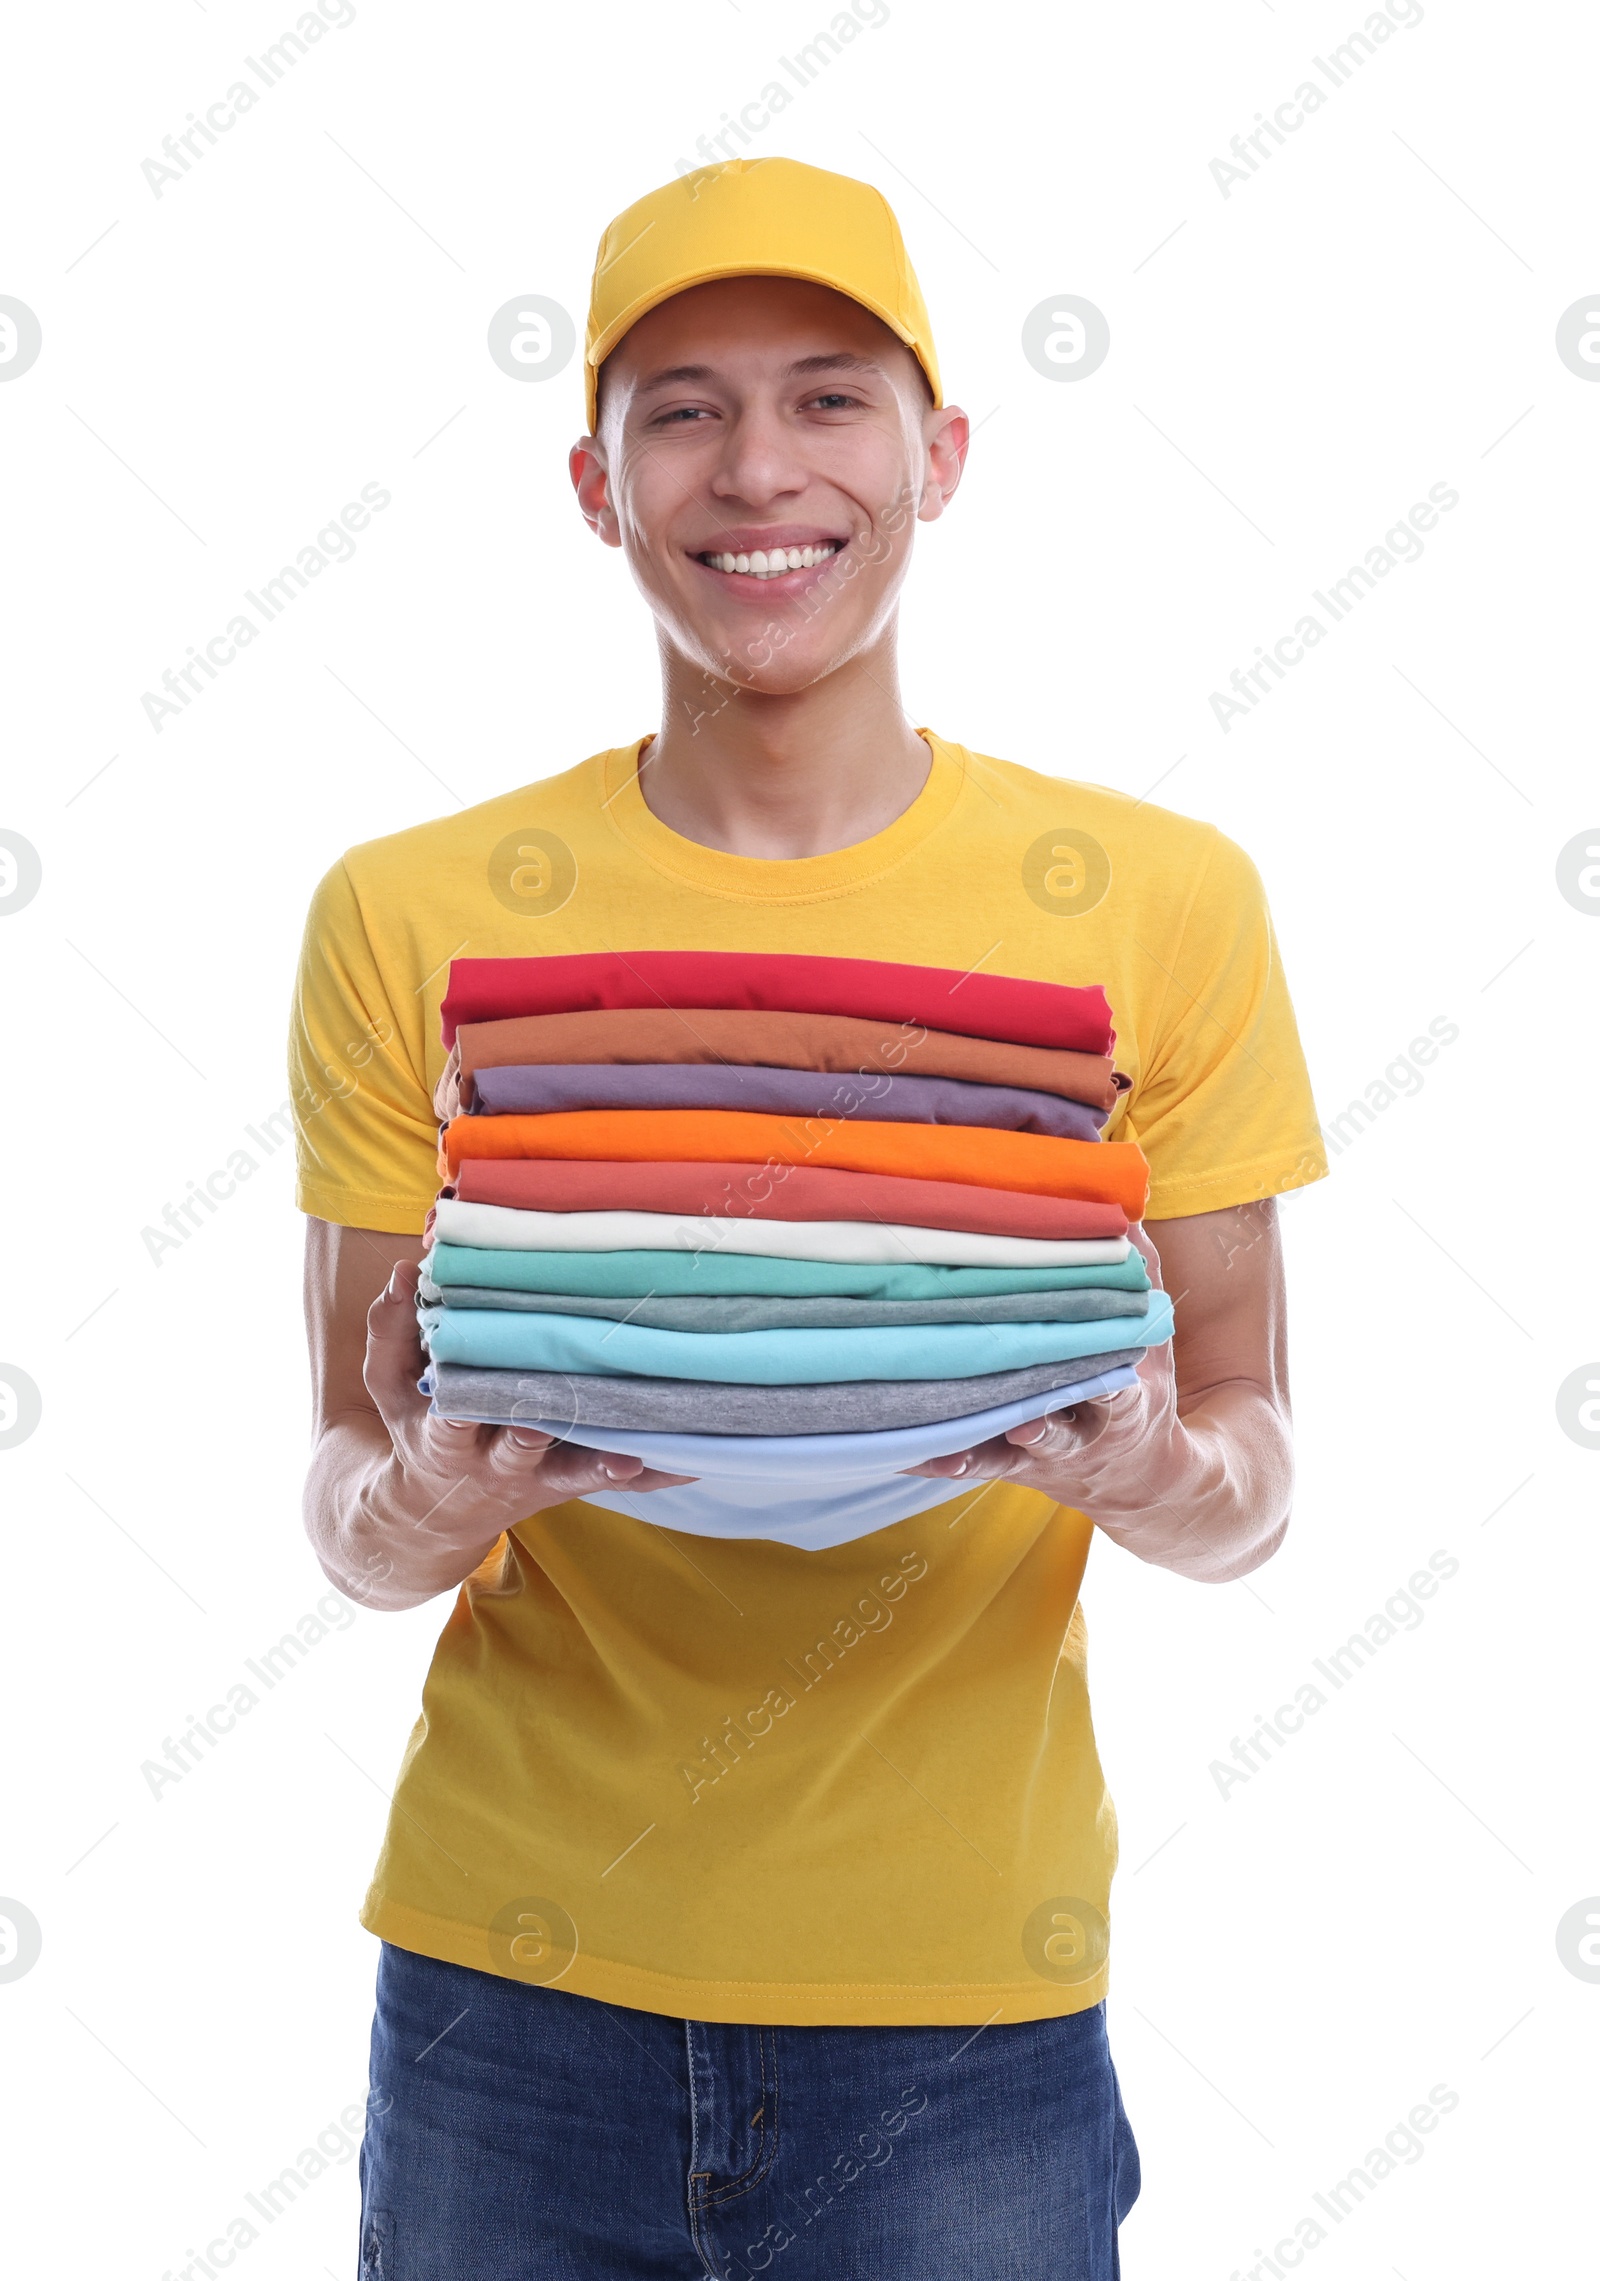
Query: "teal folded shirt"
417 1291 1173 1385
424 1242 1152 1302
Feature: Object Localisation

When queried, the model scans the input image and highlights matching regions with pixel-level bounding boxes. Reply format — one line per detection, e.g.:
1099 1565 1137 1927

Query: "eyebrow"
784 352 888 378
632 350 889 395
633 363 716 391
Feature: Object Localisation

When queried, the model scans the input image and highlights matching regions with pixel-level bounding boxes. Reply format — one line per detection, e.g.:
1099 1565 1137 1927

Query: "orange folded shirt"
440 1109 1149 1217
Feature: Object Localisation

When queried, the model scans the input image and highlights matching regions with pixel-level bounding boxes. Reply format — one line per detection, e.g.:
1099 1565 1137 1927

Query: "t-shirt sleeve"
1127 829 1327 1220
288 858 439 1234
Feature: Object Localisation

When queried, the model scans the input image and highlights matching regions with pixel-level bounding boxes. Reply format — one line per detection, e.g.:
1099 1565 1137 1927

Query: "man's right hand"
303 1224 693 1611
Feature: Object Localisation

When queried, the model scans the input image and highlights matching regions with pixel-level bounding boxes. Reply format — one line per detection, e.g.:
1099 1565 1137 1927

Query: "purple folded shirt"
469 1061 1109 1140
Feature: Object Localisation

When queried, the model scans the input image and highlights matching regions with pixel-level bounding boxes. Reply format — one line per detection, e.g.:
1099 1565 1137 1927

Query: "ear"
569 437 623 549
917 404 970 524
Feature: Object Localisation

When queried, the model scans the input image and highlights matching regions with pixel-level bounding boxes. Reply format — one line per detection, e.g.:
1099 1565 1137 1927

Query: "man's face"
571 276 965 694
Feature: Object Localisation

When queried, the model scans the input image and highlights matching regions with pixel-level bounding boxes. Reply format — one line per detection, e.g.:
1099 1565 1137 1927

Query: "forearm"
1073 1378 1293 1583
304 1412 503 1612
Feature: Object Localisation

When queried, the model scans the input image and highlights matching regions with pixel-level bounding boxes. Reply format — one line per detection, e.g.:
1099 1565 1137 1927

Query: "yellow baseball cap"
584 157 942 431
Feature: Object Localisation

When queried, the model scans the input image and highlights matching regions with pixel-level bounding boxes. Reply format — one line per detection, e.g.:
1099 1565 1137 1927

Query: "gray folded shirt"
416 1275 1149 1331
422 1348 1147 1435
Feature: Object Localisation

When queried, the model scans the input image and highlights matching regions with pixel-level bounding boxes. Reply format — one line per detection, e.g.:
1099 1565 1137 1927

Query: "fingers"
519 1439 646 1496
1128 1219 1165 1285
364 1264 430 1423
370 1341 703 1520
1005 1405 1088 1455
494 1432 697 1496
477 1442 699 1501
366 1259 421 1339
1009 1383 1145 1452
901 1394 1133 1483
568 1465 698 1492
902 1435 1029 1482
916 1406 1091 1474
408 1417 553 1478
515 1437 705 1497
911 1445 987 1478
502 1427 559 1455
363 1258 424 1371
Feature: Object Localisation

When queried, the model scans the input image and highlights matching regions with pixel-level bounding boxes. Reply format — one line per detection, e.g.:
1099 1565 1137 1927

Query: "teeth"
703 543 841 578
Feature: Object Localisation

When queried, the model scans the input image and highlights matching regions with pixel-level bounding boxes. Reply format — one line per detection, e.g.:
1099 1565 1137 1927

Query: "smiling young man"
292 158 1326 2280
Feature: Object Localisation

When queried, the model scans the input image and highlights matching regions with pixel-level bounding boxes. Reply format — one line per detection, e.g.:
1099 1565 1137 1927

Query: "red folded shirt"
452 1158 1130 1241
439 951 1113 1055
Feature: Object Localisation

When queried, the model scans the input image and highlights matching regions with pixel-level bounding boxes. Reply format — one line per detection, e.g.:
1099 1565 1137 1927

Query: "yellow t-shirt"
289 732 1326 2025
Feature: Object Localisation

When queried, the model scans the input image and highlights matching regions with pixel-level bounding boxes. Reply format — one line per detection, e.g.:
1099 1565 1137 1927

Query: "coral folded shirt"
445 1009 1126 1113
440 1110 1148 1214
439 951 1113 1054
452 1158 1127 1241
469 1062 1107 1141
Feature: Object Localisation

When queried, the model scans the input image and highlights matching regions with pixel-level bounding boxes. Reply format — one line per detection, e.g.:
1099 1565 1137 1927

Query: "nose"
707 399 808 514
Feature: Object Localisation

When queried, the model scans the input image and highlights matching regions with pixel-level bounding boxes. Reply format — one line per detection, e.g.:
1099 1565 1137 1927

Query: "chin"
703 640 862 696
672 601 888 692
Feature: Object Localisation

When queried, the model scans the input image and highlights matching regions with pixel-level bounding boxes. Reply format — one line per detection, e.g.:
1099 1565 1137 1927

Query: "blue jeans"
359 1944 1139 2279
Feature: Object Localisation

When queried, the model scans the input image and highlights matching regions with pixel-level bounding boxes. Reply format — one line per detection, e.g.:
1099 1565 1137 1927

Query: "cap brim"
585 262 941 429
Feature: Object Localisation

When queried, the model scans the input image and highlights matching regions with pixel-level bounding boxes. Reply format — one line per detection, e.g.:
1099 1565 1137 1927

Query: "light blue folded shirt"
565 1364 1144 1548
417 1291 1173 1385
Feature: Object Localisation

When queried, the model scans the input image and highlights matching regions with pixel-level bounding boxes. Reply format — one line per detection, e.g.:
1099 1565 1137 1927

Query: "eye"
651 404 716 426
805 391 861 411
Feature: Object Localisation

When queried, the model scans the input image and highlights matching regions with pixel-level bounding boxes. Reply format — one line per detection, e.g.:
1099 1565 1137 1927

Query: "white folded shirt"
430 1197 1131 1270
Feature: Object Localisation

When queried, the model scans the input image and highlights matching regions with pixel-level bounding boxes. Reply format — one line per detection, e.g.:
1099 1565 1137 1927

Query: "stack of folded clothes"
416 952 1174 1549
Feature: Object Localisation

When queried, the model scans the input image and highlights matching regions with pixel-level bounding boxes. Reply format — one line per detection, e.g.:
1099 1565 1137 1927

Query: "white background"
1 1 1596 2274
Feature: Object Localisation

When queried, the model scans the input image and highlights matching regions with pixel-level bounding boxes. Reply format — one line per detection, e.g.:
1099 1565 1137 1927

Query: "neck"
640 624 932 858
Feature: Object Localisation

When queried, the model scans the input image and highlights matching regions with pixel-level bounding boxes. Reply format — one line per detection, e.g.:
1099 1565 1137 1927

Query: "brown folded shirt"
436 1008 1128 1120
451 1158 1129 1240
